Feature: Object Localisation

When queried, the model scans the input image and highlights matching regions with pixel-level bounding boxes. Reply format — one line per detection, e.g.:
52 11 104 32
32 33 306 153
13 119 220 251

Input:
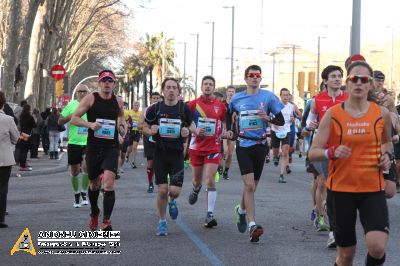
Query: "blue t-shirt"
229 89 284 147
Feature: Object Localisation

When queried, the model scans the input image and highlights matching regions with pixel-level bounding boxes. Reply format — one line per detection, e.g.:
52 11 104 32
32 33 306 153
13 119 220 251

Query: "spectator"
30 108 43 159
40 107 51 155
46 108 61 159
0 91 19 228
17 104 36 171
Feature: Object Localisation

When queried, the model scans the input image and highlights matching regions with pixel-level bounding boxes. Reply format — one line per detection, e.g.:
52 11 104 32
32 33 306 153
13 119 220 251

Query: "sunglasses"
247 73 261 78
346 75 372 84
100 77 115 83
76 90 88 93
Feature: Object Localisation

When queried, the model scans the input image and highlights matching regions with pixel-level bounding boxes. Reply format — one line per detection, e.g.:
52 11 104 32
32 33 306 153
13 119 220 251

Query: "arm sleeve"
144 105 157 125
306 110 318 128
184 104 193 126
301 103 311 128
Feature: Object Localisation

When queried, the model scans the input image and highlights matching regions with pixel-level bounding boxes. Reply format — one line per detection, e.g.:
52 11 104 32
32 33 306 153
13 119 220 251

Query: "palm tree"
137 32 175 94
123 54 144 107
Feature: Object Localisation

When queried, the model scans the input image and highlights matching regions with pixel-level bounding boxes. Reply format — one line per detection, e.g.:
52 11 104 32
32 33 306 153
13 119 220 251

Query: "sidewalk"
11 150 68 177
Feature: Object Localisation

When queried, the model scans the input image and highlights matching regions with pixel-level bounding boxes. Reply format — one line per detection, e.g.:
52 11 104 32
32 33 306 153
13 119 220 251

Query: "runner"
271 88 302 183
187 76 229 228
117 102 130 178
138 92 161 193
228 65 284 242
71 70 126 231
306 65 347 247
59 84 90 208
125 101 142 168
222 86 236 179
309 60 392 266
143 78 192 236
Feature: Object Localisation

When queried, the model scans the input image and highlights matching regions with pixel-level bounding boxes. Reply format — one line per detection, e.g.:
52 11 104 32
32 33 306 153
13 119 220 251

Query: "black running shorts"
67 144 86 165
236 144 268 180
153 149 184 187
86 146 119 180
143 135 156 160
327 190 389 247
271 131 290 148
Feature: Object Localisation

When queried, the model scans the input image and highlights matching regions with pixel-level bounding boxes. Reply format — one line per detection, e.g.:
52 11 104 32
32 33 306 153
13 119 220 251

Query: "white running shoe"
73 202 82 208
81 199 89 206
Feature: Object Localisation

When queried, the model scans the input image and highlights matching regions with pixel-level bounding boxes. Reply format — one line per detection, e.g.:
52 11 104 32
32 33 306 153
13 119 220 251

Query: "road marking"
176 217 224 266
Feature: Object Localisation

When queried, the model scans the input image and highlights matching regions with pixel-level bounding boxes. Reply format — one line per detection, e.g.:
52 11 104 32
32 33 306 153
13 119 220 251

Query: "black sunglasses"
76 90 88 93
100 77 115 83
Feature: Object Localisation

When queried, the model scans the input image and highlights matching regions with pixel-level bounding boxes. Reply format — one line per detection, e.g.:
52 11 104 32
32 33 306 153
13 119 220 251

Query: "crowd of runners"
1 55 396 265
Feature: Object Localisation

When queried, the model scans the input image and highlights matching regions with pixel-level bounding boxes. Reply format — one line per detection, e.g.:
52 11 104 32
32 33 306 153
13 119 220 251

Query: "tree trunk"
24 5 45 108
2 0 22 101
149 65 153 97
142 69 148 108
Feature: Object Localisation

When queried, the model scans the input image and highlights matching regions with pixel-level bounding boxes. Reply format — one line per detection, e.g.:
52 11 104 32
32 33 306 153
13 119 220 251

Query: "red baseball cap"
98 71 116 81
345 54 366 68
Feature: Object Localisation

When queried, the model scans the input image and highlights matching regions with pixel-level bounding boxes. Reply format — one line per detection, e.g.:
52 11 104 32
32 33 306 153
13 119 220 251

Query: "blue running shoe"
234 204 247 233
168 199 178 220
156 220 168 236
310 209 317 223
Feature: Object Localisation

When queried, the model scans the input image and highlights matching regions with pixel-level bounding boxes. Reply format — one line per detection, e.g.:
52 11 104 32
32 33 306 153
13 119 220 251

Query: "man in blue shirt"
228 65 284 242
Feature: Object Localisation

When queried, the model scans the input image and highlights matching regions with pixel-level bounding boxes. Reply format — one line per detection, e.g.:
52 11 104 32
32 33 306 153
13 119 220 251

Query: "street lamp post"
190 33 199 98
265 51 280 94
277 44 301 96
317 36 327 87
223 6 235 85
350 0 361 55
205 22 215 76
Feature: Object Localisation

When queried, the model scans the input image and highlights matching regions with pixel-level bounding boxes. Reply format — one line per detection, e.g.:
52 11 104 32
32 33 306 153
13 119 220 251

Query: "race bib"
276 132 288 139
131 120 138 129
239 110 263 131
197 117 216 136
94 119 116 139
77 127 88 135
159 118 181 139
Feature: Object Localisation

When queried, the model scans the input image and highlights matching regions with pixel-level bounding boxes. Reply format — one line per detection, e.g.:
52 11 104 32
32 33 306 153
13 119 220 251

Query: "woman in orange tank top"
309 61 392 266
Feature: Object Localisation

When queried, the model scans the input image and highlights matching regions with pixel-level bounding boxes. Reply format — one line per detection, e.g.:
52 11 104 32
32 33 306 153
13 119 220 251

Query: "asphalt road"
1 150 400 266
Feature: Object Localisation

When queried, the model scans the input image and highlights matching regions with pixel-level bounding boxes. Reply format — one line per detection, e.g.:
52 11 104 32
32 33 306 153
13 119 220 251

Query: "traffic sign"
50 65 66 81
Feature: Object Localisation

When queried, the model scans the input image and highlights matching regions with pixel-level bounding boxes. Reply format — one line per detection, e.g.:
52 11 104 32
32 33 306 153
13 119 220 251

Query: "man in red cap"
71 69 127 231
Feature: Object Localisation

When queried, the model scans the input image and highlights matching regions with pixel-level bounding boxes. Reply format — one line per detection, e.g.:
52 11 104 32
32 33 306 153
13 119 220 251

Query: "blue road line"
176 217 224 266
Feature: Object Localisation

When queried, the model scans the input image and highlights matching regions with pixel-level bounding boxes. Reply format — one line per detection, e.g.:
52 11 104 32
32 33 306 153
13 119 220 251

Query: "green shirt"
61 99 88 146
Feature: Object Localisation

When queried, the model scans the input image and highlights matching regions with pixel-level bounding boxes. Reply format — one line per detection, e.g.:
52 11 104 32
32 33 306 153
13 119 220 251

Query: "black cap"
373 70 385 80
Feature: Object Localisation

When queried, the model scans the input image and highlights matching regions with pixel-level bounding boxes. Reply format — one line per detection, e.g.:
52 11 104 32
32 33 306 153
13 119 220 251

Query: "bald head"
76 84 89 101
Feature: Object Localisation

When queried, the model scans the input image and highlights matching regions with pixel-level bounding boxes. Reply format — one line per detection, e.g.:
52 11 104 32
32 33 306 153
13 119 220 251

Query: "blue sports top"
229 89 284 147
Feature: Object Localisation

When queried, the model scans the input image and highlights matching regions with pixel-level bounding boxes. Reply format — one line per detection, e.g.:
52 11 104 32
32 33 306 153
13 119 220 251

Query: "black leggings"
0 166 12 223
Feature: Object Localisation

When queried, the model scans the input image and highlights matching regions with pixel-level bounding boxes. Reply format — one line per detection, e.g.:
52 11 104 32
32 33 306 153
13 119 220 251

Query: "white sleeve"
306 110 318 128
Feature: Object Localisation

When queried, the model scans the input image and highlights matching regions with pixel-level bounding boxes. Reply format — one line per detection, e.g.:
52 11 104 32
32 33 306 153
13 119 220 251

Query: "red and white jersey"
187 95 227 154
315 90 348 120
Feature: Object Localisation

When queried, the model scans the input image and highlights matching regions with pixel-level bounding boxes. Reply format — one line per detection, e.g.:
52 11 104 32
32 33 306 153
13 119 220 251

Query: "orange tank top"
327 102 385 192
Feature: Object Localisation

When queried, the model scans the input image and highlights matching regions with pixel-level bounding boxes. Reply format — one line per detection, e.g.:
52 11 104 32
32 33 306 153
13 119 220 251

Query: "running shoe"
73 202 81 208
326 232 336 249
286 165 292 174
299 153 302 158
100 220 112 231
147 184 154 193
184 159 190 169
249 224 264 243
19 167 32 171
204 212 218 228
234 204 247 233
273 157 279 166
81 199 89 206
316 216 329 232
188 186 201 205
156 220 168 236
265 155 270 164
120 168 124 174
131 162 137 169
168 199 178 220
310 209 317 223
278 175 287 183
222 172 230 180
89 210 100 231
218 167 223 176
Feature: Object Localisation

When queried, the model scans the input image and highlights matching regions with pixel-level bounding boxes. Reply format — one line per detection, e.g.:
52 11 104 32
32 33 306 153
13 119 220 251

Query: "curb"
11 153 68 178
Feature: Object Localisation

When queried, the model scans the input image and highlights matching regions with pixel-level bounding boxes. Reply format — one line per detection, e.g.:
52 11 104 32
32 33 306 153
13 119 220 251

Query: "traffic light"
55 79 64 97
308 72 316 97
297 71 305 98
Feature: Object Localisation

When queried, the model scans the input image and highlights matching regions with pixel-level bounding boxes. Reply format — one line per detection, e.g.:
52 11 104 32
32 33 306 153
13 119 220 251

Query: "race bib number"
94 119 116 139
131 120 138 129
159 118 181 139
77 127 88 135
197 117 216 136
239 110 263 131
276 132 288 139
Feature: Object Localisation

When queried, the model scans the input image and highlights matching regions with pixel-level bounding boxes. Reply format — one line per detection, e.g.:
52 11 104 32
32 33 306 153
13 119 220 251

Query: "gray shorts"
313 159 329 178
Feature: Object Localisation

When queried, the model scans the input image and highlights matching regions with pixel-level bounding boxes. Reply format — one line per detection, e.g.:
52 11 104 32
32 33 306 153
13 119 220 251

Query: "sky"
123 0 399 97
